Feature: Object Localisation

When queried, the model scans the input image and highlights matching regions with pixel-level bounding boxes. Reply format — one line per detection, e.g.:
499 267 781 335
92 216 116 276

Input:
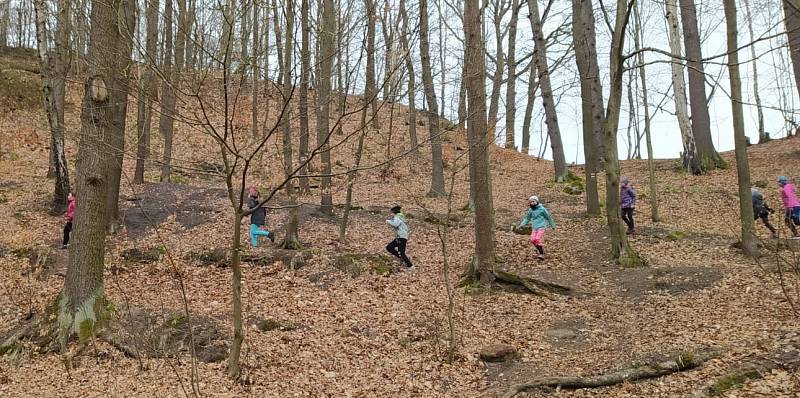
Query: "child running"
517 195 556 261
751 186 778 239
778 176 800 238
386 205 414 270
620 176 636 235
61 192 75 249
247 187 274 247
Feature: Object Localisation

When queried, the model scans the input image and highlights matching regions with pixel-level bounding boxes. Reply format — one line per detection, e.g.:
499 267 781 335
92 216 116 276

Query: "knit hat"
248 186 259 196
528 195 539 203
391 205 402 213
778 176 789 185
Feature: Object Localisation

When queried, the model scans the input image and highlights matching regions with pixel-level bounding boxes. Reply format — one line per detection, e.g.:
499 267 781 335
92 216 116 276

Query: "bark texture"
419 0 446 196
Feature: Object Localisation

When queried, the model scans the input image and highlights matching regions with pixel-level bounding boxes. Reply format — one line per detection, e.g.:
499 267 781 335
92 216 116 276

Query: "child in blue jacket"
516 195 556 261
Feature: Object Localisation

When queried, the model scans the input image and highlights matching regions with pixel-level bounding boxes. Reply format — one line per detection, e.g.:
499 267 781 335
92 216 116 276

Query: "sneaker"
405 265 416 273
537 254 545 261
268 232 275 243
61 244 69 249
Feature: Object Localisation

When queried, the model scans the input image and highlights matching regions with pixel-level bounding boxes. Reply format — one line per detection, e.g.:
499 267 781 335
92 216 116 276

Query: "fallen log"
492 270 572 298
503 348 720 398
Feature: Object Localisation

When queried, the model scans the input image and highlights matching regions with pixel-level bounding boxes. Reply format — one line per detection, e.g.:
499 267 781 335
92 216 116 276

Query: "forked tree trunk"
33 0 71 214
604 0 641 267
419 0 446 196
504 0 519 150
317 0 335 215
723 0 758 257
528 0 566 181
134 0 159 184
680 0 723 172
399 0 418 153
664 0 700 174
159 0 176 182
61 0 135 345
462 0 496 285
634 2 659 222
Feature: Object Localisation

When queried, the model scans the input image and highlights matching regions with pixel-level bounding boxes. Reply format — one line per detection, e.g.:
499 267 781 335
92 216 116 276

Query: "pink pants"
530 228 546 246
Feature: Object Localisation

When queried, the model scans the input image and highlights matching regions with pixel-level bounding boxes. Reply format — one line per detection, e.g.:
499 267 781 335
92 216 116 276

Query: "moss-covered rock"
334 253 398 278
121 247 161 264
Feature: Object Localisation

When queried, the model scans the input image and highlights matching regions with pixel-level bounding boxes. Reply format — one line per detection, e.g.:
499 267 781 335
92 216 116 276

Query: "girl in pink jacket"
62 192 75 249
778 176 800 238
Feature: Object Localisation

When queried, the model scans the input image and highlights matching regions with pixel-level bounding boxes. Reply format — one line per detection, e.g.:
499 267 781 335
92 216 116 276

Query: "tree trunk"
33 0 71 214
744 0 766 143
159 0 176 182
239 0 250 76
723 0 758 257
60 0 135 345
487 4 505 133
105 0 136 231
664 0 700 174
462 0 497 285
399 0 418 153
317 0 334 215
457 61 467 130
503 0 519 150
604 0 642 267
419 0 445 196
298 0 310 193
251 3 260 139
281 0 301 250
634 1 659 222
528 0 566 182
680 0 722 172
521 58 537 154
134 0 160 184
785 0 800 107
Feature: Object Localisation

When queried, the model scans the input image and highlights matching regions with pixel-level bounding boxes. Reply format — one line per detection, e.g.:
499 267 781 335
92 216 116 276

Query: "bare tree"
664 0 700 174
572 0 600 216
419 0 446 196
160 0 177 182
60 0 135 345
603 0 642 266
784 1 800 105
134 0 160 184
33 0 71 213
298 0 311 193
487 0 508 130
633 1 658 222
520 57 537 155
462 0 497 284
317 0 335 215
723 0 758 257
680 0 723 171
399 0 418 152
503 0 520 150
527 0 566 181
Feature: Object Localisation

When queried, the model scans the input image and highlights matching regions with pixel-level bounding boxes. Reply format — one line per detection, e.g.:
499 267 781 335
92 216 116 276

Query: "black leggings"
755 211 777 234
785 209 799 236
63 221 72 245
621 208 635 231
386 238 413 267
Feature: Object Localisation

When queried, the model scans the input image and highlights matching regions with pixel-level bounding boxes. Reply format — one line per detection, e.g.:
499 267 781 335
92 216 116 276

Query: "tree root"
492 270 572 298
503 348 720 398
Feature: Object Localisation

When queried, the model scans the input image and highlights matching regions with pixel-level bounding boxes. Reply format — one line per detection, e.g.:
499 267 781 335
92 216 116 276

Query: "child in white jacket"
386 205 414 269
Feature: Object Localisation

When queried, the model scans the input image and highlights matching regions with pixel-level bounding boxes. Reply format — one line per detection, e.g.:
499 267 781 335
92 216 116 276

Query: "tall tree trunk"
281 0 301 250
784 1 800 106
679 0 722 172
251 3 260 139
317 0 334 215
665 0 700 174
457 61 467 130
504 0 519 150
399 0 418 153
521 57 537 154
0 1 8 49
105 0 137 231
298 0 310 193
634 1 659 222
159 0 176 182
33 0 71 214
604 0 641 266
743 0 766 143
134 0 160 184
723 0 758 257
60 0 135 344
528 0 566 181
462 0 496 285
487 2 506 133
239 0 251 76
419 0 445 196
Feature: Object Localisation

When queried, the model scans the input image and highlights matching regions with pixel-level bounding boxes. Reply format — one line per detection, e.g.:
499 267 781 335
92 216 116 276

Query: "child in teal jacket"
516 195 556 260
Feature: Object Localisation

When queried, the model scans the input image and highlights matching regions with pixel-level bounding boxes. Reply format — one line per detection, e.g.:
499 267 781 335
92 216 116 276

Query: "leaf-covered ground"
1 66 800 396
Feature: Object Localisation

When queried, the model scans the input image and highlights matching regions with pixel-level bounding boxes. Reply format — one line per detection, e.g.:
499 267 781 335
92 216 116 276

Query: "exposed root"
503 348 720 398
492 270 572 298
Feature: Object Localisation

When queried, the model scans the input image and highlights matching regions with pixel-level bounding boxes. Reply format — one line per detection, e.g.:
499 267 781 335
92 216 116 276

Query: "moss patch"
334 253 398 277
666 230 689 241
710 370 762 395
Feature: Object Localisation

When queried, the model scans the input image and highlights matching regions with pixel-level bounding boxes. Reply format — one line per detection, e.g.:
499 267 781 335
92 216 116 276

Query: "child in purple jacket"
620 177 636 235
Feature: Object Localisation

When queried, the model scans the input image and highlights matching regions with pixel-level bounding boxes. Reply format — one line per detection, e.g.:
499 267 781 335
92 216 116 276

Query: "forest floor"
2 49 800 396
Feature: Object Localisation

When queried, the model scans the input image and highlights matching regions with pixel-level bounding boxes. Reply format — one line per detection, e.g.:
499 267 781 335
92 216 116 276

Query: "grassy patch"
710 370 761 395
666 230 688 241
